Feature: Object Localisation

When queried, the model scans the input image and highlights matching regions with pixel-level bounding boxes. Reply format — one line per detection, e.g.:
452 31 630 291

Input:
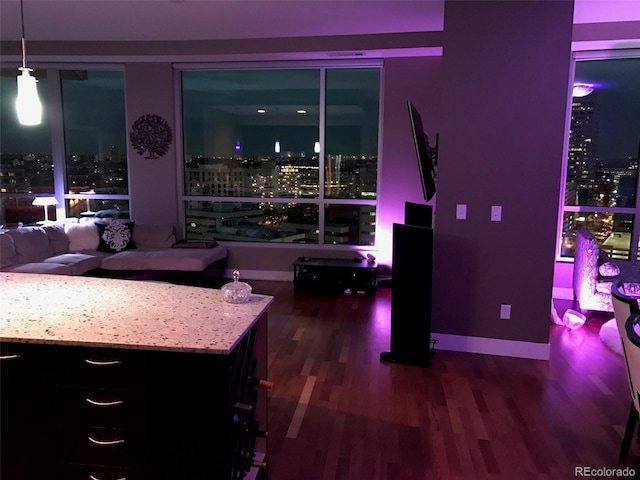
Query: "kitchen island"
0 272 273 480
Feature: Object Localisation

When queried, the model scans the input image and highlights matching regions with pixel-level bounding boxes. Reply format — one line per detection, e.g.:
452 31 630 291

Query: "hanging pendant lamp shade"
17 67 42 125
16 0 42 126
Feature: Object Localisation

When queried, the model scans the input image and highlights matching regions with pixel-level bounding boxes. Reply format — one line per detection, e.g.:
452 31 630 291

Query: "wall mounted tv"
407 100 438 202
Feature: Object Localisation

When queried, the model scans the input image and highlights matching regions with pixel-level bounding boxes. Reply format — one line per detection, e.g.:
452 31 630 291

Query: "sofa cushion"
5 262 72 275
134 223 176 249
44 253 102 275
65 222 100 251
100 246 227 272
0 232 18 269
596 281 613 295
97 221 136 253
7 227 54 263
44 224 70 254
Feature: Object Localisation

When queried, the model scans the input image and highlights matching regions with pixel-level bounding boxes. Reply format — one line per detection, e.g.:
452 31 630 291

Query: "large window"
0 68 129 225
1 70 54 222
61 70 129 218
181 66 380 245
559 54 640 261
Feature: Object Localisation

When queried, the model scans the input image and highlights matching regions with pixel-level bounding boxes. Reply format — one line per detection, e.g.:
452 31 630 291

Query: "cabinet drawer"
61 462 144 480
55 348 148 388
57 386 148 429
1 342 57 385
60 425 147 468
1 343 57 480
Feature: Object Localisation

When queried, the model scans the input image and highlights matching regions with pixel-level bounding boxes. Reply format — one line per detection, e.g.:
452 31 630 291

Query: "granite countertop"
0 273 274 354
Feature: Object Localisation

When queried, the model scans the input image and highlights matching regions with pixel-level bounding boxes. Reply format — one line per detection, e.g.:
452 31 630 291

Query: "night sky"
573 57 640 163
2 60 638 163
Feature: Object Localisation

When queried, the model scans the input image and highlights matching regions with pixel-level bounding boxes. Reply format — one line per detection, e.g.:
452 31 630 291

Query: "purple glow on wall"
372 223 394 267
235 141 241 152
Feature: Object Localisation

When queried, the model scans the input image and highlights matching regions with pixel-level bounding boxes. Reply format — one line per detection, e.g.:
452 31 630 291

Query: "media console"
293 257 378 295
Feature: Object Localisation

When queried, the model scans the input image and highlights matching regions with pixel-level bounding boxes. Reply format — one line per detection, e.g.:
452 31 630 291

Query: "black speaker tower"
380 202 433 367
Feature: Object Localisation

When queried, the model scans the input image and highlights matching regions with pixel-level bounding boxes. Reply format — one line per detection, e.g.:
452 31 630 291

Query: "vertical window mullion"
47 68 66 219
318 68 327 245
632 148 640 262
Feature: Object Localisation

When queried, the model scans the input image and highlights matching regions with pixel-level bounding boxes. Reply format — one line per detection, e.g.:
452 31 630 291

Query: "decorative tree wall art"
129 114 173 159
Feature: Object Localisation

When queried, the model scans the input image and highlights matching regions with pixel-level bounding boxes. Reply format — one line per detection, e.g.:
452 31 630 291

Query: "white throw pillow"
598 261 620 278
65 222 100 251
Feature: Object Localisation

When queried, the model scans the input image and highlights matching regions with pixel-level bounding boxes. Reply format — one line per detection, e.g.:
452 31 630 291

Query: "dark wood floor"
249 281 639 480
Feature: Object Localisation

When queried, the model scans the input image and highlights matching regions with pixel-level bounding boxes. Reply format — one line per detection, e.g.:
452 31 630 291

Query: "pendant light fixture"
16 0 42 126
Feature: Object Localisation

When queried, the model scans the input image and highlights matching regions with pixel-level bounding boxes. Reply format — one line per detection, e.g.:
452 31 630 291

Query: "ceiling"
0 0 444 42
0 0 639 43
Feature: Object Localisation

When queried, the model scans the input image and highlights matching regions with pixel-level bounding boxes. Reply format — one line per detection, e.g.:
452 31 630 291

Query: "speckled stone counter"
0 272 273 354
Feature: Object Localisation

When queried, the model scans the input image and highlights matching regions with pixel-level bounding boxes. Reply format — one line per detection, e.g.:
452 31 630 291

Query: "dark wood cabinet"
293 257 378 294
0 312 268 480
0 343 57 480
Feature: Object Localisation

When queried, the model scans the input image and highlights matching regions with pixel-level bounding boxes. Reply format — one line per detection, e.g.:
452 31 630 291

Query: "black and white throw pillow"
96 220 136 253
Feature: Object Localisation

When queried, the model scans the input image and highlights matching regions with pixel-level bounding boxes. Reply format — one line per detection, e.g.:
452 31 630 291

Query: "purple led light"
235 141 241 152
572 83 595 98
562 309 586 330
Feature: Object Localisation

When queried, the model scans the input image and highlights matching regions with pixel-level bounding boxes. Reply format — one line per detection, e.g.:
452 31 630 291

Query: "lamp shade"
32 196 58 207
16 68 42 126
572 83 595 98
562 309 586 330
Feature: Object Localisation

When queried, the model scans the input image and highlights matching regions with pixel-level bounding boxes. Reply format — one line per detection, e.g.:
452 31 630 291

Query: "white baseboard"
553 287 574 300
224 269 293 282
431 333 550 360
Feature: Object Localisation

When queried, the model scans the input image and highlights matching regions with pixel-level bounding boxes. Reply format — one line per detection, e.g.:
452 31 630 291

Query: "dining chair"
621 313 640 459
611 281 640 459
611 281 639 357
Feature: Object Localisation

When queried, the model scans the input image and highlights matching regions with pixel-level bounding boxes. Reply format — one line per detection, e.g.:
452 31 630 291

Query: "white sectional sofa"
0 221 228 287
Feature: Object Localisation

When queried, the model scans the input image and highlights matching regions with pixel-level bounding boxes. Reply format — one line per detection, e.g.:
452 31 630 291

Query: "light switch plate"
491 205 502 222
456 204 467 220
500 304 511 320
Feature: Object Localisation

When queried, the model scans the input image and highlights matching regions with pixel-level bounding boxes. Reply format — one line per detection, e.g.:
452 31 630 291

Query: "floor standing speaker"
380 222 433 367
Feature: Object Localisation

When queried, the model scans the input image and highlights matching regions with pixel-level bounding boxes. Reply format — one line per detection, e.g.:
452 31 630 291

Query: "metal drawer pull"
90 475 126 480
88 436 125 446
0 354 20 361
86 398 124 407
85 358 122 367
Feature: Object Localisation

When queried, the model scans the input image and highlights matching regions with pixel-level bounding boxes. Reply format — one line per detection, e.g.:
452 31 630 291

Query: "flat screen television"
407 100 438 202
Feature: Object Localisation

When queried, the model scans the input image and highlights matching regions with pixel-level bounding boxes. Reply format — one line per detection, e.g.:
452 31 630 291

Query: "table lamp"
32 197 58 223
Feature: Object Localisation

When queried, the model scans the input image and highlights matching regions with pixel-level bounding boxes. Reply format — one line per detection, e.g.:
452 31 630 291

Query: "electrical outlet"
456 204 467 220
500 304 511 320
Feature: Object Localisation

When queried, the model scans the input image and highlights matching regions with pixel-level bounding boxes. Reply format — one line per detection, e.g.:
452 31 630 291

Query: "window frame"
556 49 640 264
0 64 130 223
174 60 383 249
